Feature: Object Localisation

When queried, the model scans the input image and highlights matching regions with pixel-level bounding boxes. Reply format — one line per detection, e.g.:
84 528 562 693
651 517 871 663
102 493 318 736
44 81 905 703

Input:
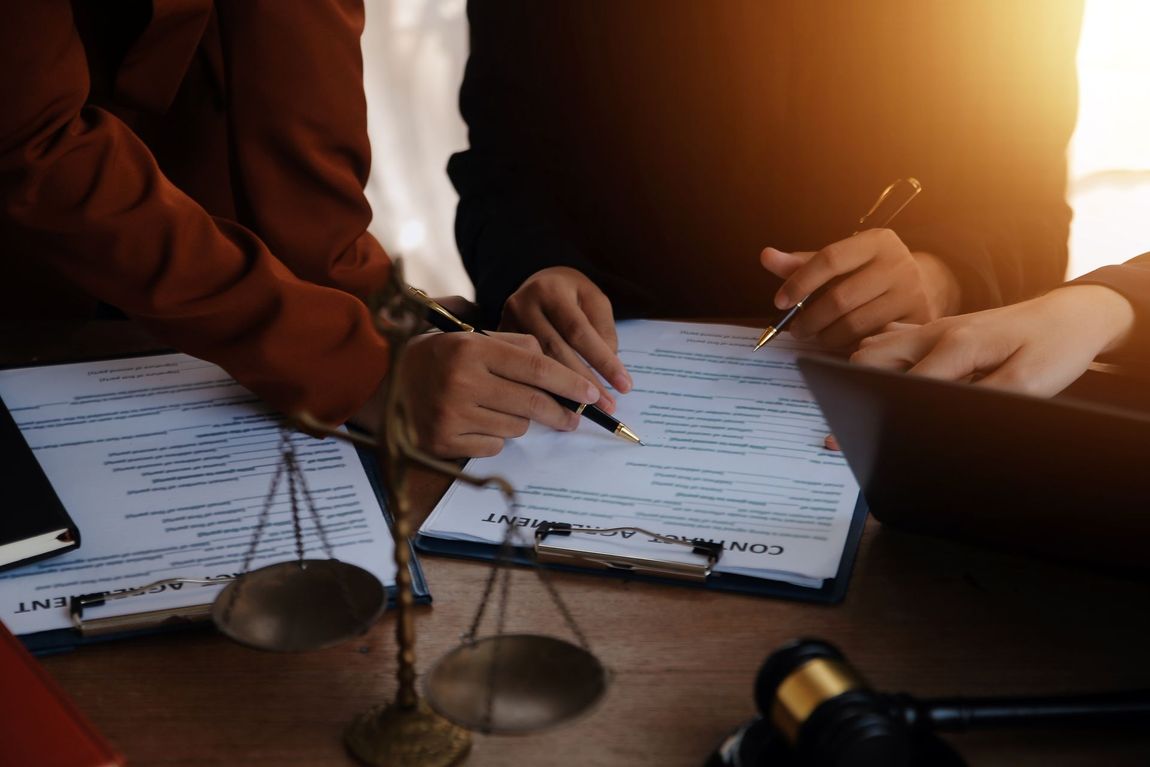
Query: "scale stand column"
344 441 471 767
344 264 471 767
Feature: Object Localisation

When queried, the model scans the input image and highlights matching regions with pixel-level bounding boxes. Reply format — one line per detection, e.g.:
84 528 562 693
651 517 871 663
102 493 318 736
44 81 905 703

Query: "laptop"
796 355 1150 570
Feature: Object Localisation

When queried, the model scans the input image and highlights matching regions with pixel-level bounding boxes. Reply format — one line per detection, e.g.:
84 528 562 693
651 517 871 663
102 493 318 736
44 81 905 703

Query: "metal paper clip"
69 577 232 638
534 522 723 582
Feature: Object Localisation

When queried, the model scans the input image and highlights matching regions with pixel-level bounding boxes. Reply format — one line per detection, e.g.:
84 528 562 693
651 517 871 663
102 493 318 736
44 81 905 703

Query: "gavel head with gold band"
754 638 912 767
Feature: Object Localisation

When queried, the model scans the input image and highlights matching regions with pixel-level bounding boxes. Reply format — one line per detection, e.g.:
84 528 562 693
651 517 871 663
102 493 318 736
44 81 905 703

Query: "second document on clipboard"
417 320 867 602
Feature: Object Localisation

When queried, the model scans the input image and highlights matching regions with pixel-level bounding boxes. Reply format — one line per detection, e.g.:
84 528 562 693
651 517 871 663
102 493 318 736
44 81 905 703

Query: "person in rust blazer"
0 1 601 458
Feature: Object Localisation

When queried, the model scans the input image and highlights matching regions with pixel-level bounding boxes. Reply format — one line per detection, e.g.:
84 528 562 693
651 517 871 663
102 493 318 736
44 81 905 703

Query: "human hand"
356 330 601 458
850 285 1136 397
500 266 632 411
760 229 962 348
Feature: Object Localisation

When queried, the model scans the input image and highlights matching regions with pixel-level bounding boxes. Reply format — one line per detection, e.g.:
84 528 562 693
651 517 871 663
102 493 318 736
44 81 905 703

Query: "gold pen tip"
753 327 779 351
616 424 643 444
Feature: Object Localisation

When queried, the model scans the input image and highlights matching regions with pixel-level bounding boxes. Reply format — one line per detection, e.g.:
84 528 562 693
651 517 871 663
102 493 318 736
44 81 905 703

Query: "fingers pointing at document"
760 229 963 348
499 266 633 410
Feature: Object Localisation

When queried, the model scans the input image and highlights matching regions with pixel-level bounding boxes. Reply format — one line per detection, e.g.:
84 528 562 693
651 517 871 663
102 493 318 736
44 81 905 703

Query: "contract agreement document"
419 320 866 599
0 353 407 645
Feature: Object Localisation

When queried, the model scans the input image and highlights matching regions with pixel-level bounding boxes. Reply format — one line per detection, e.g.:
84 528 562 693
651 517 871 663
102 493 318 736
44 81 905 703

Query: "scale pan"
424 634 607 734
212 559 386 652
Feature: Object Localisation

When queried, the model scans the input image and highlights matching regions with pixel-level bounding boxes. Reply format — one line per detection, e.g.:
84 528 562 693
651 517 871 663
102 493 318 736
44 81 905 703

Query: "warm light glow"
362 2 1145 287
1068 0 1150 276
398 218 427 252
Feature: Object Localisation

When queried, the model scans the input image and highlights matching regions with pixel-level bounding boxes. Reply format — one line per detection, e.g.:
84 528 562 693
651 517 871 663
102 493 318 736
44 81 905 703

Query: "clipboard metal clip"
69 576 233 638
534 522 723 582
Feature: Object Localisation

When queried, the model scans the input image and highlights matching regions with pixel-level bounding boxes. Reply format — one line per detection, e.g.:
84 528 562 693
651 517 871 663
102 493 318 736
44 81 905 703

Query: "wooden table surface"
13 322 1150 766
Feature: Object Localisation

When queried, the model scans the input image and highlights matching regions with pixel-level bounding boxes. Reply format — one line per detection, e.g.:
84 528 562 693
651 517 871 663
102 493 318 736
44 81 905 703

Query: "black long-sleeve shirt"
449 1 1083 327
1072 255 1150 361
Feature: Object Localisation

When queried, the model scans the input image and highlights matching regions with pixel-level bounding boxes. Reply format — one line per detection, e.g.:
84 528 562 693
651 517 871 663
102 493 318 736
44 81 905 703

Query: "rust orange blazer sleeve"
0 1 391 424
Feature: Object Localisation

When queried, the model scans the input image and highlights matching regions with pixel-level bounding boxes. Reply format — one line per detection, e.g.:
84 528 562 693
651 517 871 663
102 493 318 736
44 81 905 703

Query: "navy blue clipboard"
0 353 428 655
415 494 867 604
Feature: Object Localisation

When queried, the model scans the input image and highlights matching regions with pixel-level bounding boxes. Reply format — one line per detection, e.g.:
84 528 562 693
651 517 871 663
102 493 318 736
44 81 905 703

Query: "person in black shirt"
448 2 1083 405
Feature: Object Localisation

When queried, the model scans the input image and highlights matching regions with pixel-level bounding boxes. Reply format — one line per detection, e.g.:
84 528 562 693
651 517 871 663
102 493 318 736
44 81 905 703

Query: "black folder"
0 397 80 571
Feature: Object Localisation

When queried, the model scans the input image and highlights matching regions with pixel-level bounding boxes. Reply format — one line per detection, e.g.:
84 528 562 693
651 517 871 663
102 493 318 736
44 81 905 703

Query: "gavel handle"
892 691 1150 732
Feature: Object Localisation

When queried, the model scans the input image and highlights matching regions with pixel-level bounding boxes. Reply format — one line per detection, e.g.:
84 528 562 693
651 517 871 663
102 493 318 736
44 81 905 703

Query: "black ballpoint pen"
404 286 643 444
753 177 923 351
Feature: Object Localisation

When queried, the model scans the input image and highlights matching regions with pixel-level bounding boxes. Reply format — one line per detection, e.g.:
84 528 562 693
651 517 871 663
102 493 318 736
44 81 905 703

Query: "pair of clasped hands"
389 229 1135 458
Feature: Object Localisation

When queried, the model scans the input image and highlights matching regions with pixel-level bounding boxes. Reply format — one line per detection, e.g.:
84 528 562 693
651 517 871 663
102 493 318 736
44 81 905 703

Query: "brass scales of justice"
210 261 609 766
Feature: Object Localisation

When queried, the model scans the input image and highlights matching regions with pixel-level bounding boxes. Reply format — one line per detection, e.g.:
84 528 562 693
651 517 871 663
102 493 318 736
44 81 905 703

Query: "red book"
0 620 125 767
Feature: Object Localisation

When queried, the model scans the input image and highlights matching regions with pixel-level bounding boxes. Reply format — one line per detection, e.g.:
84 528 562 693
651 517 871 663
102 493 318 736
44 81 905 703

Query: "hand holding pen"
404 287 641 449
754 178 959 350
357 289 630 458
